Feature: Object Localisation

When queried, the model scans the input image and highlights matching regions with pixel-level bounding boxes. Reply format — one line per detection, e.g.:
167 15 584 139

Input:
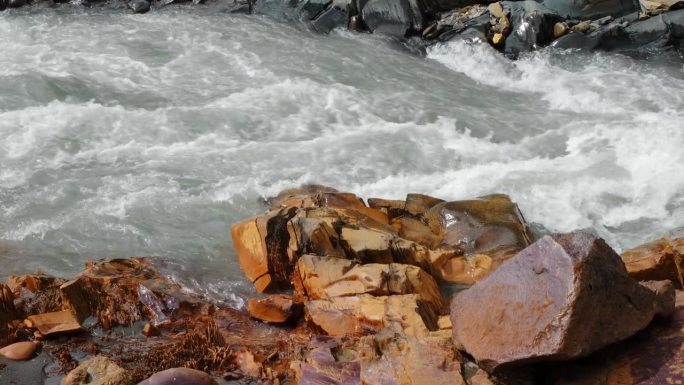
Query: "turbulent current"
1 5 683 305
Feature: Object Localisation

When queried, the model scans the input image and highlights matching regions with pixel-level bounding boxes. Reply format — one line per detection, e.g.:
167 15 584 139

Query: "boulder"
0 0 6 11
541 0 639 19
138 368 218 385
503 1 563 58
6 0 26 8
60 356 133 385
236 349 263 378
291 338 360 385
128 0 151 13
310 2 349 33
451 232 675 371
231 207 298 292
367 197 406 219
294 255 444 310
247 294 301 323
287 211 345 261
25 310 83 337
622 236 683 288
358 329 465 385
0 341 40 361
405 193 445 216
393 216 442 248
0 284 19 345
361 0 425 37
339 223 395 263
423 193 532 274
306 294 438 337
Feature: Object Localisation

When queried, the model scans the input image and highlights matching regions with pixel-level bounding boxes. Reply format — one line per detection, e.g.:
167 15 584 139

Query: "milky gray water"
1 4 683 306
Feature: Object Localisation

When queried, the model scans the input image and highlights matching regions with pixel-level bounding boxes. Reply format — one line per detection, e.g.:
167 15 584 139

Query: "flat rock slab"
26 310 83 336
622 236 683 288
451 231 675 371
247 294 301 323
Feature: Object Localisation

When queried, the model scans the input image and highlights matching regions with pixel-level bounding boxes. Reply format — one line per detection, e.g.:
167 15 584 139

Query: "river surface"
1 3 683 306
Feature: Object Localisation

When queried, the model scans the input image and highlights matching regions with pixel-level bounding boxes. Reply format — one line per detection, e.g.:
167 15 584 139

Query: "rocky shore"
1 185 683 384
2 0 683 58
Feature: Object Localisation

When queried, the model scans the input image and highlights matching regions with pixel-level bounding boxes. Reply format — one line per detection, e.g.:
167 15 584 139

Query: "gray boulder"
541 0 638 19
503 1 563 58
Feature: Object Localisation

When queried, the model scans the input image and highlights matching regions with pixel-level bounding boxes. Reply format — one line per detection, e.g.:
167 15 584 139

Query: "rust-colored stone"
0 341 40 361
231 207 298 292
622 236 683 288
247 294 301 323
306 294 438 338
425 194 532 259
25 310 83 336
405 193 445 216
451 232 675 371
294 255 443 312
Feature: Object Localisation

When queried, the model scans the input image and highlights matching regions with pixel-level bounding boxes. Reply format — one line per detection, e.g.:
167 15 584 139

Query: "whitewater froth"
0 7 682 298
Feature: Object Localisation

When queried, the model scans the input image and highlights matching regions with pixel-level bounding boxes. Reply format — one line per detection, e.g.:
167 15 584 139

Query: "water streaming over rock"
0 5 683 305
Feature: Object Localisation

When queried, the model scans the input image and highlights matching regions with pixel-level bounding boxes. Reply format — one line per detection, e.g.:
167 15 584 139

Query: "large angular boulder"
25 310 83 337
247 294 301 323
503 1 563 58
622 236 683 288
361 0 426 36
294 255 444 311
451 232 675 371
306 294 438 337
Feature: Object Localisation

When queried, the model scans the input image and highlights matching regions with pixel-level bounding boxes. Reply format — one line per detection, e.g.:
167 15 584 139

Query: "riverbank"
1 0 683 58
1 186 683 384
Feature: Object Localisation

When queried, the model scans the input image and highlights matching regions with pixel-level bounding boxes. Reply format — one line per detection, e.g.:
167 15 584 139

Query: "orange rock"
236 349 263 378
25 310 83 336
142 323 160 337
622 236 683 288
0 341 40 360
247 295 301 323
405 193 445 216
231 208 298 293
394 216 442 248
306 294 438 338
60 355 133 385
424 194 532 277
294 255 443 312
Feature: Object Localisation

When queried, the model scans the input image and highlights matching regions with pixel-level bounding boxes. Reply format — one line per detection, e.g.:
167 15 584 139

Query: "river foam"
0 7 682 298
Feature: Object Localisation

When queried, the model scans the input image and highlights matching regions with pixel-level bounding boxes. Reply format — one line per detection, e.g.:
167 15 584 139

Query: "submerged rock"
451 231 675 371
0 341 40 361
60 356 133 385
361 0 424 36
138 368 218 385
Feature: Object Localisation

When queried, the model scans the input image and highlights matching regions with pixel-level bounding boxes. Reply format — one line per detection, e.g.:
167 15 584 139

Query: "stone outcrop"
621 235 683 288
25 310 83 337
451 231 676 371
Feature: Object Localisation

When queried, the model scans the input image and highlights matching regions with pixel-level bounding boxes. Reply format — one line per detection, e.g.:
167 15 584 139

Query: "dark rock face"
503 1 563 58
129 0 151 13
361 0 424 36
0 0 7 11
541 0 639 19
7 0 26 8
451 231 675 372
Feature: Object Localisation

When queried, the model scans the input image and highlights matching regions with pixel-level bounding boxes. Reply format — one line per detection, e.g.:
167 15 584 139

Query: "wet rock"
247 294 301 323
25 310 83 337
306 293 438 337
236 349 263 378
542 0 638 19
142 323 160 337
267 184 337 210
0 284 19 345
367 197 406 219
294 255 444 310
138 368 218 385
231 207 298 293
451 232 675 371
554 21 570 37
489 2 512 45
0 0 6 11
0 341 40 361
128 0 151 13
7 0 26 8
622 236 683 288
60 356 133 385
311 2 349 33
9 274 66 316
361 0 424 37
286 210 345 261
503 1 563 58
423 193 532 278
393 216 441 248
339 223 395 263
404 193 445 216
422 4 489 41
358 329 465 385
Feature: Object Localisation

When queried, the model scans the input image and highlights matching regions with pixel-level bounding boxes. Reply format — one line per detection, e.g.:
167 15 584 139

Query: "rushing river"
1 4 683 306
